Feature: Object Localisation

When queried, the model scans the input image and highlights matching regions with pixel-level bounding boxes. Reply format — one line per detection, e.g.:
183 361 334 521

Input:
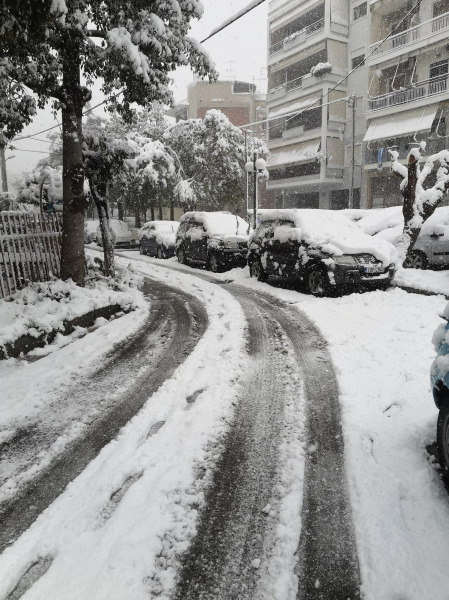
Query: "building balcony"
269 18 325 57
365 137 448 165
268 69 346 101
368 75 448 112
369 12 449 61
268 0 294 14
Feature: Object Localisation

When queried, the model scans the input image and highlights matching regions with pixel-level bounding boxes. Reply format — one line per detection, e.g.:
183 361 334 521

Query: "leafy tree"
1 0 216 284
165 110 268 211
389 143 449 265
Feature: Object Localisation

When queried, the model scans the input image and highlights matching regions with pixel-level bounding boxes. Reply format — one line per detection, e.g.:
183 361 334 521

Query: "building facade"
167 79 267 142
266 0 449 209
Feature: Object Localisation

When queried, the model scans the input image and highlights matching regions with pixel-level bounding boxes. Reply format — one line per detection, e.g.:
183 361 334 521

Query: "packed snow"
2 246 449 599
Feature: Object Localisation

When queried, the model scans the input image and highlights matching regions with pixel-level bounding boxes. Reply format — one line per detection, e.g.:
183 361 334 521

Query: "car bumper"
332 265 394 288
218 248 247 267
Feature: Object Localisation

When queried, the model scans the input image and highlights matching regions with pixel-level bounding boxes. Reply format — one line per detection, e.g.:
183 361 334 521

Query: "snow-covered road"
1 251 449 600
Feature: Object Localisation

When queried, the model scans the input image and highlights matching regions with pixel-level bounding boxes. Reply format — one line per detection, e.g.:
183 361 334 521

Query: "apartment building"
167 79 267 141
266 0 449 209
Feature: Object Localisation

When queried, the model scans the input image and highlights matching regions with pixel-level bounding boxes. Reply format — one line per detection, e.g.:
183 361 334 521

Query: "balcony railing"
285 75 304 92
269 18 325 56
368 75 448 111
365 137 448 164
370 12 449 59
269 0 293 13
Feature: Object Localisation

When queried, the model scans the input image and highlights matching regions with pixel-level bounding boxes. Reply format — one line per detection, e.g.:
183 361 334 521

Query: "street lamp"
245 150 266 228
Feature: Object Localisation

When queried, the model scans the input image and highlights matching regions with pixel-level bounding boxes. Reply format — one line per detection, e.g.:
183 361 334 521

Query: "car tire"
157 246 164 260
250 257 268 282
404 250 428 270
208 253 221 273
437 403 449 478
177 247 187 265
307 266 329 297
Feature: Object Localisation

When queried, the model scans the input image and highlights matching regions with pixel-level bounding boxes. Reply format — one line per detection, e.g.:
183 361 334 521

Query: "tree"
389 143 449 265
1 0 216 285
165 109 268 211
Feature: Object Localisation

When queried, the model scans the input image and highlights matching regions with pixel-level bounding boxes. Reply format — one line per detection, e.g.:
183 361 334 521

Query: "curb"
0 304 127 360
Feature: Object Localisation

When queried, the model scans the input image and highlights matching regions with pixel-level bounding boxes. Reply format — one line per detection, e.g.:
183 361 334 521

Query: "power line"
241 0 424 133
12 2 269 143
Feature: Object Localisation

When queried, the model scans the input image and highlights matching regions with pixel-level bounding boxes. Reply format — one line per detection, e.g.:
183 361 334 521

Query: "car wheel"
437 403 449 477
157 246 164 260
404 250 428 270
307 266 329 297
250 257 268 282
208 253 221 273
177 247 187 265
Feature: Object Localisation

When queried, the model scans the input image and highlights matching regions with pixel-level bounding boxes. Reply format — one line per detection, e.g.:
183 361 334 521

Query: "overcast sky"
6 0 267 190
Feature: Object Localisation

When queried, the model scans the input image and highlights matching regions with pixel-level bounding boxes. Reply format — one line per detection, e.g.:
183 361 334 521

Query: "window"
353 2 367 20
351 54 365 70
430 60 449 79
233 81 256 95
269 162 321 181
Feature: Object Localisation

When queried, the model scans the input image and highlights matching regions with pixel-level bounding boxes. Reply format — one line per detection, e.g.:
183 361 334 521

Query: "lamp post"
245 150 266 229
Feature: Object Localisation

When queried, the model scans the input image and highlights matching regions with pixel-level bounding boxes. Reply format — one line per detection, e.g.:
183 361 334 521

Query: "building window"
285 192 319 209
233 81 256 95
351 54 365 69
430 59 449 79
269 161 321 180
353 2 367 21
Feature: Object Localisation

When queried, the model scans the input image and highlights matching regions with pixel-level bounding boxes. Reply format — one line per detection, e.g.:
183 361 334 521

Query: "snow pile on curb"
0 262 145 347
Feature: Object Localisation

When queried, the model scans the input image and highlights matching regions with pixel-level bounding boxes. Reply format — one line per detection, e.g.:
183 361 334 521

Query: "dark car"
139 220 179 258
176 211 251 272
247 209 397 296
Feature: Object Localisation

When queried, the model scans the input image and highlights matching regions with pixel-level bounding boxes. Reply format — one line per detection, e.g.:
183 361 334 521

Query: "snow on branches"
389 143 449 265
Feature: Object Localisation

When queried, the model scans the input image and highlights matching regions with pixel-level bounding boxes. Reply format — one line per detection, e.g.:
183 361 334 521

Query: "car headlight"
334 254 357 266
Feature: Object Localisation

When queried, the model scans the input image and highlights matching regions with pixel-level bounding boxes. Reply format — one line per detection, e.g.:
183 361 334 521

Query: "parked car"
353 206 449 270
84 220 99 244
430 305 449 476
247 209 397 296
176 211 251 272
139 220 179 258
95 219 137 249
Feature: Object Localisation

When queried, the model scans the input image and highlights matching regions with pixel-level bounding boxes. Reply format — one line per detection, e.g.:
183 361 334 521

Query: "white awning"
269 96 321 119
268 141 320 168
363 105 438 142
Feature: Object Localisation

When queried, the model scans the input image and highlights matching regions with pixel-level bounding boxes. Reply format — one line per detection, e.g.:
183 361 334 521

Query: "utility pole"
347 93 357 209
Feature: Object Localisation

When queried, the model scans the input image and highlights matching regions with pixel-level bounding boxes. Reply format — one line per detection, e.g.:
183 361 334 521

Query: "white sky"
5 0 268 191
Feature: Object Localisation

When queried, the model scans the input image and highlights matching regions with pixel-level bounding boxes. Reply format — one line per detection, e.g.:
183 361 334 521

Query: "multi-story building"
364 0 449 207
266 0 449 210
167 79 267 141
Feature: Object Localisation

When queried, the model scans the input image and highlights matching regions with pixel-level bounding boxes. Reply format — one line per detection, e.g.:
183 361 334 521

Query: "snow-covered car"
370 206 449 270
84 220 99 244
95 219 137 249
247 209 397 296
430 304 449 477
175 211 251 272
139 220 179 258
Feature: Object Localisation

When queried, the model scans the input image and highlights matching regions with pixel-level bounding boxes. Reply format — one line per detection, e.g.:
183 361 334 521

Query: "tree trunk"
151 207 155 220
158 201 163 221
170 201 174 221
118 200 124 221
90 180 115 277
60 52 86 285
135 206 141 228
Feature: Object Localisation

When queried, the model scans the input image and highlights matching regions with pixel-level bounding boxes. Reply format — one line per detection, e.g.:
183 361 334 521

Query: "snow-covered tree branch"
389 143 449 266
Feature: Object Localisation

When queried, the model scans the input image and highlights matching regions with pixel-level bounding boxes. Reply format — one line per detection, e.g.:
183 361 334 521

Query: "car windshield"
203 214 249 236
156 222 179 233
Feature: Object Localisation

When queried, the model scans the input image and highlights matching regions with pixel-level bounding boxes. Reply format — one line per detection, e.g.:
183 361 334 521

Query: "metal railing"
285 75 304 92
269 18 325 56
368 75 448 111
365 138 449 164
370 12 449 58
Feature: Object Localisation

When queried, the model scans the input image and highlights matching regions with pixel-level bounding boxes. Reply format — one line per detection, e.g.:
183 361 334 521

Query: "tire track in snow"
0 279 207 553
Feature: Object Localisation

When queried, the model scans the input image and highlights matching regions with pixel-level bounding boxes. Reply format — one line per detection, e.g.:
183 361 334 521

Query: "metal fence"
0 211 63 299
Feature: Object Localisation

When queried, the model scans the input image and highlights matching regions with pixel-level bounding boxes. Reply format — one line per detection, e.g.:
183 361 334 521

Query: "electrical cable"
241 0 424 134
12 0 269 143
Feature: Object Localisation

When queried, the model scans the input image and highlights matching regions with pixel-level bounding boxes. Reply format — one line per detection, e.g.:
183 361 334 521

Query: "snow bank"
0 264 145 348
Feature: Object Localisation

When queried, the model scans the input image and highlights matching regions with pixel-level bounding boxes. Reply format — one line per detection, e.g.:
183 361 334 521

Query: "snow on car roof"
180 212 250 236
144 220 179 232
355 206 449 237
259 209 397 265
